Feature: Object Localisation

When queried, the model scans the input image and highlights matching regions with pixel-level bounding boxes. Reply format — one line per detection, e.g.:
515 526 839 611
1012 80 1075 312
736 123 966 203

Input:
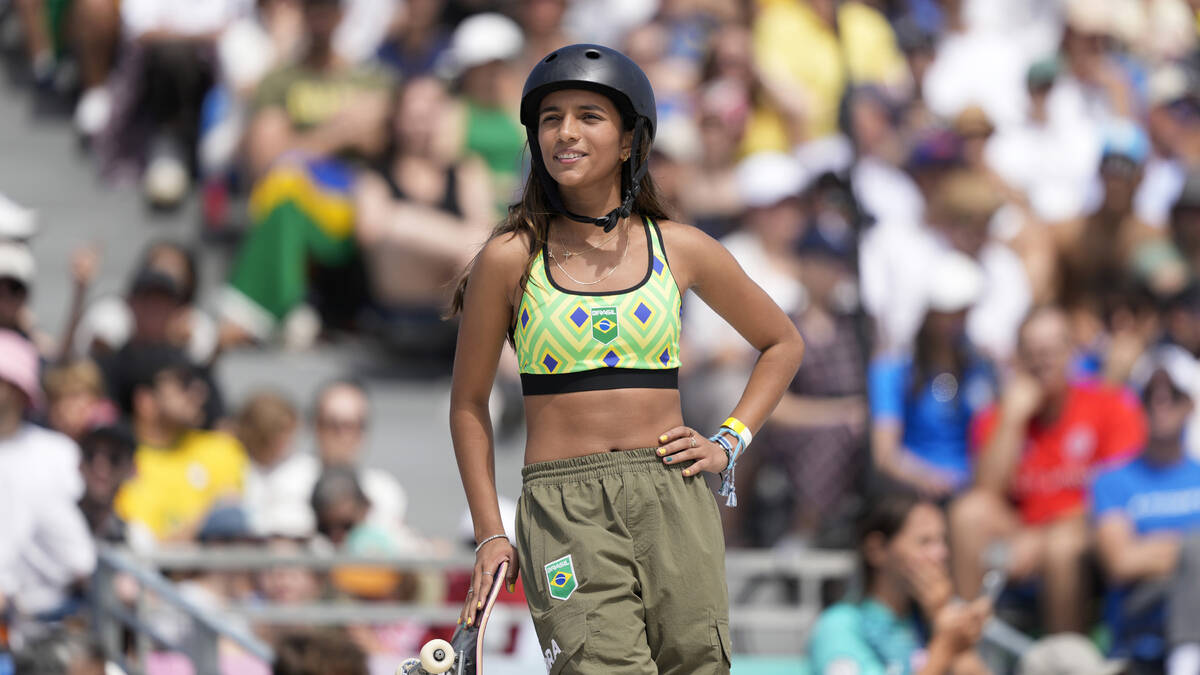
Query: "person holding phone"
447 44 804 673
809 490 991 674
950 306 1146 633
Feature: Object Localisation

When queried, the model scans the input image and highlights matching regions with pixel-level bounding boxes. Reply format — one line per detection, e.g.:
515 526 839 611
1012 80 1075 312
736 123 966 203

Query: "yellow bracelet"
722 416 753 448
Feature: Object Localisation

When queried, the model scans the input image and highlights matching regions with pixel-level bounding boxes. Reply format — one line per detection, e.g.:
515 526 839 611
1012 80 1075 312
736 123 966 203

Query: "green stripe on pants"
516 448 732 674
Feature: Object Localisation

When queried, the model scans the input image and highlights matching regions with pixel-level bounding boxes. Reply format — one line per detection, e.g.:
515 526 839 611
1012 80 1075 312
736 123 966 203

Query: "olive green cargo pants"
515 448 732 674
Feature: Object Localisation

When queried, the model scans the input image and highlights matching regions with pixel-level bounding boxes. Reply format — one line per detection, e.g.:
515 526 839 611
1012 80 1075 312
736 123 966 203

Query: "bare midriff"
522 387 684 464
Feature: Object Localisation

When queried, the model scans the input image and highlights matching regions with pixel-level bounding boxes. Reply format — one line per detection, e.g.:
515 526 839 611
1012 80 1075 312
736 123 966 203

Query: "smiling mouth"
554 151 587 162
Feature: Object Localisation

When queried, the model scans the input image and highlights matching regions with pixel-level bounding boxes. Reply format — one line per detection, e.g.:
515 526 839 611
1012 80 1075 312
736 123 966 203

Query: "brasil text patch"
544 554 578 601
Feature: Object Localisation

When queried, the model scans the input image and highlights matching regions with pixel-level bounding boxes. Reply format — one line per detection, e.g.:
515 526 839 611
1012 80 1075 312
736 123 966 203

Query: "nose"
557 113 580 143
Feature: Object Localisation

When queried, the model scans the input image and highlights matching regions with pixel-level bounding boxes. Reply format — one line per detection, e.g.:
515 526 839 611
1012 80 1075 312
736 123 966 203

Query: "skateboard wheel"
397 657 421 674
419 639 455 673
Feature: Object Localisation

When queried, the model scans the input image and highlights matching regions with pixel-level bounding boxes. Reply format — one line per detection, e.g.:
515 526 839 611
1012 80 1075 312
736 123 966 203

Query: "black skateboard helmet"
520 44 657 232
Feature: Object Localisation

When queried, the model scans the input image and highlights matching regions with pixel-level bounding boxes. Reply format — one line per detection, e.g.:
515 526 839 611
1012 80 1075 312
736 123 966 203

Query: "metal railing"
91 544 1031 673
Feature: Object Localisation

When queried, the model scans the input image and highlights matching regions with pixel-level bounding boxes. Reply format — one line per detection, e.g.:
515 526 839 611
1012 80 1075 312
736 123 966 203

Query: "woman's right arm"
449 233 525 625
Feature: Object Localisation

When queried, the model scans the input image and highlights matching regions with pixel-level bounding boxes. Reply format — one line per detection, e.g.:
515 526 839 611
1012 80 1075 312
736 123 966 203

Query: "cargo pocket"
534 602 589 675
713 616 732 669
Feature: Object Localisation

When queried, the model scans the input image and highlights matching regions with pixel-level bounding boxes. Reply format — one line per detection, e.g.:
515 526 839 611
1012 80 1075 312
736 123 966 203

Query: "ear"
862 532 888 570
620 130 633 161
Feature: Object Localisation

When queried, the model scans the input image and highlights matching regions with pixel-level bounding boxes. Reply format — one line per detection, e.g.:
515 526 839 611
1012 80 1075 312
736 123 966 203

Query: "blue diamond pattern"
603 350 620 367
569 306 588 328
542 353 559 372
520 308 529 329
634 302 652 324
652 256 664 275
660 348 671 365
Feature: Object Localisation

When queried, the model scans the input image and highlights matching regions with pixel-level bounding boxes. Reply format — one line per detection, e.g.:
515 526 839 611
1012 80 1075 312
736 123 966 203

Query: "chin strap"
532 117 649 233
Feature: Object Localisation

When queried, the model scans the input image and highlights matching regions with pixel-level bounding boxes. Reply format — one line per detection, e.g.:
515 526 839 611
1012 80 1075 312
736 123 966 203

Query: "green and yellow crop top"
514 217 682 395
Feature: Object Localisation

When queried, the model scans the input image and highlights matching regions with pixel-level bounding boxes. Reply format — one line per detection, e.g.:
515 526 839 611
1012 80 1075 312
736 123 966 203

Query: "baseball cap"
736 152 810 208
0 241 35 288
0 329 41 409
925 250 984 313
1129 344 1199 400
1148 64 1191 108
445 13 524 75
1101 119 1150 165
1018 634 1125 675
1026 57 1061 90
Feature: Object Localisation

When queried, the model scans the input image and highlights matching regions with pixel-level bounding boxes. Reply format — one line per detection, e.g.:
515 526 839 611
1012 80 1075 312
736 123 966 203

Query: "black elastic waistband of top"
520 368 679 396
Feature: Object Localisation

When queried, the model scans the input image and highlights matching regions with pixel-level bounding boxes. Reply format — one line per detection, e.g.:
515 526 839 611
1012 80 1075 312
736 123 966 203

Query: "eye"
582 113 602 121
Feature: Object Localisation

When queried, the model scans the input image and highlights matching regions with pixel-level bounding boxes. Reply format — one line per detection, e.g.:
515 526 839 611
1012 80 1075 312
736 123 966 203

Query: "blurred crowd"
1 0 1200 672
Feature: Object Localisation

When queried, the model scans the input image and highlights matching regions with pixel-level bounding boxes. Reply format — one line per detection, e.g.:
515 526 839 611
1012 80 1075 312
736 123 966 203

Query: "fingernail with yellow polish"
477 601 483 610
507 581 516 593
657 448 665 456
659 434 667 443
682 469 690 476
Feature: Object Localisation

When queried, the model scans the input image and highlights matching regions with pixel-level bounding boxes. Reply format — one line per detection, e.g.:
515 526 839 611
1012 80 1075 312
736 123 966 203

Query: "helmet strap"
531 117 649 233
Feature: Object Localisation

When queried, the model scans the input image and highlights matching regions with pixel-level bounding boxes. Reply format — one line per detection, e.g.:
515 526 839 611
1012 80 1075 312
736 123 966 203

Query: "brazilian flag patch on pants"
544 555 577 601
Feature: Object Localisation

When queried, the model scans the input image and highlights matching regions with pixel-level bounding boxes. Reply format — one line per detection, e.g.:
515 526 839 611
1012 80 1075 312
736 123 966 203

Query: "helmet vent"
585 49 601 59
544 53 557 62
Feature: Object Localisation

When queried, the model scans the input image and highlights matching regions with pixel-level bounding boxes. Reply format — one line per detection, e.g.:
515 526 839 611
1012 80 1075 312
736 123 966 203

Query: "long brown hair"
448 133 674 319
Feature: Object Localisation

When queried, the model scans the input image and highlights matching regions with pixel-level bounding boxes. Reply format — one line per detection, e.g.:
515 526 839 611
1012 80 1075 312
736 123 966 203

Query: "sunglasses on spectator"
316 416 367 432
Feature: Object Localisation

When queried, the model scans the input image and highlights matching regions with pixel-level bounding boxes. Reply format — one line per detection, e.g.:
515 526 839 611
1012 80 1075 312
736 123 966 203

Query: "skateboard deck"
399 560 509 675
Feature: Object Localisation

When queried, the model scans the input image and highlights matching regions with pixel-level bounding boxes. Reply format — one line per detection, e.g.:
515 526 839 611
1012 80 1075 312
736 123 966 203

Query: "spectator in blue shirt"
1092 346 1200 674
808 490 991 675
870 251 997 497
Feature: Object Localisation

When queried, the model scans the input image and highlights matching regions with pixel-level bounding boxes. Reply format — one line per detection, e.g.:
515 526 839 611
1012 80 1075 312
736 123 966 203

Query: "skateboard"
399 561 509 675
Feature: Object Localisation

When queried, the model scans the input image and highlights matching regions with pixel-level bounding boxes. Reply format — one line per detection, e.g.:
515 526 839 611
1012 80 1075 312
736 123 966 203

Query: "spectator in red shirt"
949 305 1146 633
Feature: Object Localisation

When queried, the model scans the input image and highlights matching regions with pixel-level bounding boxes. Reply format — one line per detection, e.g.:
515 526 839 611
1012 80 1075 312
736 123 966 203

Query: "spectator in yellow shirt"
114 345 248 543
748 0 907 152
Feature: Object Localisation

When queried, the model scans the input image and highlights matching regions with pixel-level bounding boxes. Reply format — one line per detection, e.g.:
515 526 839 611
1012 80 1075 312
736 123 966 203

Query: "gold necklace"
549 224 631 286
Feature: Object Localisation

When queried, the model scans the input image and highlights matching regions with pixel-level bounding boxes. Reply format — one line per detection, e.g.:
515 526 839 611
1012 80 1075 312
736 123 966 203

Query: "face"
944 213 990 257
151 371 206 430
710 26 752 81
0 277 28 330
147 246 192 299
745 198 806 248
248 424 296 467
1018 310 1074 394
0 379 26 418
80 438 134 502
317 495 366 545
1100 156 1141 213
926 309 968 343
1144 371 1194 444
521 0 566 34
537 89 632 193
258 539 320 603
315 385 369 465
395 78 446 153
129 290 182 342
797 255 846 305
303 0 342 43
49 388 99 441
868 503 949 595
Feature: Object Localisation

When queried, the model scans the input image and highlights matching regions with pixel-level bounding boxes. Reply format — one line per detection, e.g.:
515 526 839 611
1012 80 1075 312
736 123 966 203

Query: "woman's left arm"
655 223 805 475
